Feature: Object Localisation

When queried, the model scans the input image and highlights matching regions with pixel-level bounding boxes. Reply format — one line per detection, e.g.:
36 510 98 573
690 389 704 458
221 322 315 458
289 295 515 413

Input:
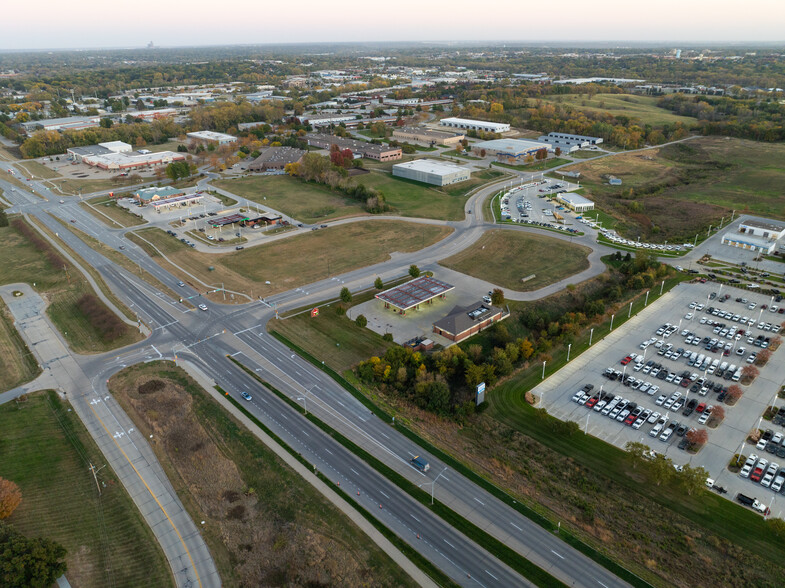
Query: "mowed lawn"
214 175 367 222
439 229 590 291
81 196 147 228
539 93 698 126
131 221 453 297
0 299 40 391
16 160 61 179
272 307 394 372
0 391 172 588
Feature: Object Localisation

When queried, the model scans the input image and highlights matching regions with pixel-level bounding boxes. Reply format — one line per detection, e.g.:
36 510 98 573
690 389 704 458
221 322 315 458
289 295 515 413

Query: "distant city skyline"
2 0 784 51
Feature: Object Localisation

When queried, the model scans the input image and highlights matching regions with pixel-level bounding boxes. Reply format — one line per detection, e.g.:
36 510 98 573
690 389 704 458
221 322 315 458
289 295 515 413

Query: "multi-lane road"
0 165 633 588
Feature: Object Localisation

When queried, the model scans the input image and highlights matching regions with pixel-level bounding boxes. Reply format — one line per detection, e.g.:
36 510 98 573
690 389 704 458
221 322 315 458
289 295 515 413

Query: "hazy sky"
2 0 784 50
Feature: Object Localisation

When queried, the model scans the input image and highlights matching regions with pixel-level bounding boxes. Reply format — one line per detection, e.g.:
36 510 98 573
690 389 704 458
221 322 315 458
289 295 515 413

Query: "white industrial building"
392 159 471 186
538 136 582 153
439 117 510 133
721 219 785 254
555 192 595 213
186 131 237 145
546 132 603 145
471 138 551 161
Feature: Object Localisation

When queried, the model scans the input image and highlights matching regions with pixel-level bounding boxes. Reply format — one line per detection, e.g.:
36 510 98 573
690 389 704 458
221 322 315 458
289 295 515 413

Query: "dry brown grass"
109 363 416 588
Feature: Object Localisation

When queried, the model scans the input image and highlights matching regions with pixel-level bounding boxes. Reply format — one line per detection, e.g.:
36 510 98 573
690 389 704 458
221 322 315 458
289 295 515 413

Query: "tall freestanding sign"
476 382 486 406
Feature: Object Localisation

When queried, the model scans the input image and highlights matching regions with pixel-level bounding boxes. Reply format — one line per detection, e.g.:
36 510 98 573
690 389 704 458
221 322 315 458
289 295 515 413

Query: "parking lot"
532 281 785 516
498 178 583 233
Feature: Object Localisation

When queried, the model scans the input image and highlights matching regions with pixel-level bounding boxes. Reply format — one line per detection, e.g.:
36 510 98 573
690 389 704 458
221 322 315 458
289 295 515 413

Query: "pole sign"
476 382 486 405
310 307 320 318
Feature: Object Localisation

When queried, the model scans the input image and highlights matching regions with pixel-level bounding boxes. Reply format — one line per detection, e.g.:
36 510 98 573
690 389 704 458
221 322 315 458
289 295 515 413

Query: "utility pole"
89 462 106 496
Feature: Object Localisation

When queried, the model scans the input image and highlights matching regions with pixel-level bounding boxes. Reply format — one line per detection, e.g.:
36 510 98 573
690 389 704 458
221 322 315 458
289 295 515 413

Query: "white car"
756 438 768 451
198 303 208 311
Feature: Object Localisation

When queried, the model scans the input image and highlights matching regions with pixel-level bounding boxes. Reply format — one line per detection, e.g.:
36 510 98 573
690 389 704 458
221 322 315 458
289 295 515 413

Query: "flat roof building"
134 186 185 203
433 302 507 343
68 143 184 170
306 133 402 162
392 159 471 186
555 192 595 213
472 138 551 161
722 219 785 254
546 132 603 145
248 147 305 171
439 117 510 133
392 126 464 147
186 131 237 145
21 116 101 133
538 136 582 153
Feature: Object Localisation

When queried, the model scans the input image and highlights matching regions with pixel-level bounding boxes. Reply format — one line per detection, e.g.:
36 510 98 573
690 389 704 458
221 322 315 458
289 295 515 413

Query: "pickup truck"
736 493 771 515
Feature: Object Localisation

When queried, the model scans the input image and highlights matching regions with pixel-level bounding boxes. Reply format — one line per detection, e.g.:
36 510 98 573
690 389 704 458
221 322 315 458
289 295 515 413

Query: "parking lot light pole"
589 328 594 346
737 441 746 465
542 360 547 380
628 301 633 318
610 314 615 331
645 291 650 306
660 280 665 295
567 343 572 362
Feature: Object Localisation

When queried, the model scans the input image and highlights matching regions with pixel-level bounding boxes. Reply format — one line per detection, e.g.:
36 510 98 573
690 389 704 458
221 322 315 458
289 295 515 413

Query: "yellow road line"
87 401 203 588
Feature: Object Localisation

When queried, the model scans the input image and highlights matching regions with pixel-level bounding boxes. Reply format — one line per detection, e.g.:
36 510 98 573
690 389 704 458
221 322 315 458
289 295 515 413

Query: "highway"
0 164 633 588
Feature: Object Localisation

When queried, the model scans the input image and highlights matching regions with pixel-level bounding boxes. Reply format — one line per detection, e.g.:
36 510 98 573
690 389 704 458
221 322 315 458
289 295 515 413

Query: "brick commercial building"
392 126 464 147
248 147 305 171
305 133 402 161
433 302 507 343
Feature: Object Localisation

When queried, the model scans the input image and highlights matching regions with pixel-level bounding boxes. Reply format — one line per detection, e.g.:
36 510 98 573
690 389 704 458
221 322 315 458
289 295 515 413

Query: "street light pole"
610 314 615 331
589 328 594 346
628 301 633 318
542 360 547 380
660 280 665 295
645 291 650 306
567 343 572 362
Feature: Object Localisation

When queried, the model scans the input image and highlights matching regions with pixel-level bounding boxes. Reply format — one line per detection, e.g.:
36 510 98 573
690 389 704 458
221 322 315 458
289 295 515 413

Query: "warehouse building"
392 159 470 186
248 147 305 171
439 117 510 133
306 133 401 161
546 132 603 145
537 136 583 153
471 138 551 161
721 219 785 254
21 115 101 133
68 141 184 170
555 192 595 213
186 131 237 145
392 126 464 147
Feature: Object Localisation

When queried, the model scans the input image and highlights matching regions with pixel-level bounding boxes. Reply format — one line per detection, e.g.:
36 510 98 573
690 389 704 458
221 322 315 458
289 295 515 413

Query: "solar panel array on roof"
375 276 455 311
209 213 248 227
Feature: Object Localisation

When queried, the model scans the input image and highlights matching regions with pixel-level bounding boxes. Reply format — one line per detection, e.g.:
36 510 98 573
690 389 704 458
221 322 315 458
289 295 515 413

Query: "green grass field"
563 137 785 242
0 220 143 353
272 306 394 372
492 157 571 172
214 175 366 222
0 299 40 392
0 391 173 588
131 222 453 298
80 197 147 228
439 230 590 291
539 93 698 126
16 160 61 179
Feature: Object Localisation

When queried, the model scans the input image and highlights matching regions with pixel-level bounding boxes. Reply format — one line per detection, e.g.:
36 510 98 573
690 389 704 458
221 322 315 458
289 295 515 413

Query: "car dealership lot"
532 281 785 512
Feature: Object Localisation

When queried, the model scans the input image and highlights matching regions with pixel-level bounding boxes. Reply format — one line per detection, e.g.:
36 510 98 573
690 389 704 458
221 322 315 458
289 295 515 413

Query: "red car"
620 356 633 365
696 403 706 413
585 396 599 408
680 379 690 388
751 466 766 483
624 413 637 425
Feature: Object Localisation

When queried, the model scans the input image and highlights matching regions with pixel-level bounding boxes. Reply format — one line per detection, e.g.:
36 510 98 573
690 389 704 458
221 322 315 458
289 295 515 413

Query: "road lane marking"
551 550 564 559
410 514 420 523
87 402 202 587
474 497 484 505
510 522 523 531
380 491 390 499
485 570 499 581
443 539 456 549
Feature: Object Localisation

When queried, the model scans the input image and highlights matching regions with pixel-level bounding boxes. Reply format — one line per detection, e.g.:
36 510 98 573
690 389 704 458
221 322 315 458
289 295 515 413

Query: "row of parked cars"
572 380 703 450
599 230 691 252
739 452 785 493
754 429 785 458
622 350 734 398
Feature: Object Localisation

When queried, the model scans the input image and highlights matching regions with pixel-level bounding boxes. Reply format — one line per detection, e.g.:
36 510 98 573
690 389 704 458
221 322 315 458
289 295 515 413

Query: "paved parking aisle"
531 281 785 514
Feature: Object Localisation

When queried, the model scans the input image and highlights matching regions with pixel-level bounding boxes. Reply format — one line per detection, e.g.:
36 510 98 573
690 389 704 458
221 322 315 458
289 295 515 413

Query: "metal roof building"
555 192 595 212
472 138 551 160
392 159 470 186
375 276 454 313
439 117 510 133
